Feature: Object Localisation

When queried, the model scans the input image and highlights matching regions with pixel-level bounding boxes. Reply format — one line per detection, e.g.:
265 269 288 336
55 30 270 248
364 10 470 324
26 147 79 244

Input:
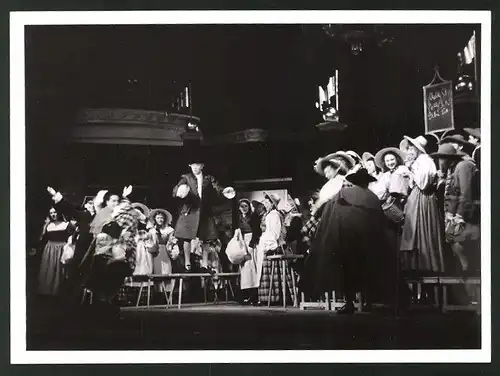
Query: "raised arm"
46 186 81 221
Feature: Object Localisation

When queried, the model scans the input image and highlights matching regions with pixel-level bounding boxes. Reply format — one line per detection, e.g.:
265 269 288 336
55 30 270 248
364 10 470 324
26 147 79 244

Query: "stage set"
25 23 482 351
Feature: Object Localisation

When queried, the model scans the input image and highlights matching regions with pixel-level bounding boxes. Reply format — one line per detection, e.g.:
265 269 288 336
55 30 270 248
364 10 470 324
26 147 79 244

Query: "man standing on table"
172 148 235 273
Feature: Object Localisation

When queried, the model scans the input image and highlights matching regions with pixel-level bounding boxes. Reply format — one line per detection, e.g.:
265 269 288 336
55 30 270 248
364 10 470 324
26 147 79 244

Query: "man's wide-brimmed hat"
431 143 465 159
374 147 406 169
263 192 281 208
440 129 462 141
149 208 173 225
345 168 378 186
440 133 475 148
464 127 481 140
399 135 428 154
314 151 355 176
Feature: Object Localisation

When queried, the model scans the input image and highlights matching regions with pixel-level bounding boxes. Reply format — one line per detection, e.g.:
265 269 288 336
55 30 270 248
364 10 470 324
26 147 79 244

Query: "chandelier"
322 25 395 55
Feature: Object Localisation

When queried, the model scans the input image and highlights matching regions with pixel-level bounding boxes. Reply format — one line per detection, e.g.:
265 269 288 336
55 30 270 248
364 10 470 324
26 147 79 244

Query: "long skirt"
400 188 445 273
38 240 66 296
257 254 294 304
126 242 154 287
153 244 174 292
240 233 259 290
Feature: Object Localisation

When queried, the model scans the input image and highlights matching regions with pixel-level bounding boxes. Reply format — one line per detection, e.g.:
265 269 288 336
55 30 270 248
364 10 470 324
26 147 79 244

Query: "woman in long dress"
149 209 177 294
38 207 74 297
236 198 261 305
255 193 290 305
46 187 96 302
399 135 445 275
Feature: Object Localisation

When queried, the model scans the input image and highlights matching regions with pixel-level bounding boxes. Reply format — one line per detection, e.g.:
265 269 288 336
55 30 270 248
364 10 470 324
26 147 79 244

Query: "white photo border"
10 10 492 364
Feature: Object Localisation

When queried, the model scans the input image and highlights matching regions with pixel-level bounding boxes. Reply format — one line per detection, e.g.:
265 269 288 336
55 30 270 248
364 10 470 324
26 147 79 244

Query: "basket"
382 198 405 224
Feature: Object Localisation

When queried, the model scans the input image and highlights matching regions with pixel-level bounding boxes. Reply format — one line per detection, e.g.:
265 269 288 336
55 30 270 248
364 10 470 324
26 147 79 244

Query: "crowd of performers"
33 128 481 315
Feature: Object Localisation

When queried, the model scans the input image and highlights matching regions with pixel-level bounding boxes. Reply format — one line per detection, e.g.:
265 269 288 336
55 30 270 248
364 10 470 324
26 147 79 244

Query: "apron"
240 232 259 290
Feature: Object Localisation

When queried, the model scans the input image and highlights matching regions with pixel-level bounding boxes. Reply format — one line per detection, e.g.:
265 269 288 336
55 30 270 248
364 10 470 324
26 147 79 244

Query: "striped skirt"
257 256 294 305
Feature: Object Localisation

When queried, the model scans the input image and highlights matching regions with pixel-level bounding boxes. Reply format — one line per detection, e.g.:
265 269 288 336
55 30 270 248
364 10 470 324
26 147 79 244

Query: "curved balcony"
71 108 201 146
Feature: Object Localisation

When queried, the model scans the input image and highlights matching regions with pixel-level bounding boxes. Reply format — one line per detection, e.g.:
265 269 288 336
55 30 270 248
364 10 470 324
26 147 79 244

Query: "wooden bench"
434 276 480 313
300 291 363 312
403 275 481 313
133 272 241 309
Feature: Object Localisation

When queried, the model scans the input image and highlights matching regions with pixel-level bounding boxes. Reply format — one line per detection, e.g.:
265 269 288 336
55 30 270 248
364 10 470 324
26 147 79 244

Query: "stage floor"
26 301 481 351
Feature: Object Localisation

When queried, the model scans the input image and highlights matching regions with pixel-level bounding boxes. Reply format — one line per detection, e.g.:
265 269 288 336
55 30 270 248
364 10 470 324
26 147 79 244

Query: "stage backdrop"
238 189 294 213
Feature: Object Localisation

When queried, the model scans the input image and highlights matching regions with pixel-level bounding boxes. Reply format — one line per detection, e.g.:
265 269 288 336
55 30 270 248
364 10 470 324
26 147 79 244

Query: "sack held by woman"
225 229 248 265
61 235 75 265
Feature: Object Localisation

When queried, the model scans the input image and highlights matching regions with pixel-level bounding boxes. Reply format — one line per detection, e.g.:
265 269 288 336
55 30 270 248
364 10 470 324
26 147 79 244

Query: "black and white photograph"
10 10 491 363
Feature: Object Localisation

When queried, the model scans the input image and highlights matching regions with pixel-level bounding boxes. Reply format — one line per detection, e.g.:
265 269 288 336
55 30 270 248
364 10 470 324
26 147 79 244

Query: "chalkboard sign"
423 80 455 134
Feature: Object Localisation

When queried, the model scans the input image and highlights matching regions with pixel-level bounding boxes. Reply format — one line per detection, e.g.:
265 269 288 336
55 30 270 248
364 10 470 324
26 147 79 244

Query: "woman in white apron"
236 198 262 304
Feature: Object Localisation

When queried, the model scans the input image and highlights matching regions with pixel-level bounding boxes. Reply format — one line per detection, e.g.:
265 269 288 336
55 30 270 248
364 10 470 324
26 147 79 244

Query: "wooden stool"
212 272 240 303
267 254 302 308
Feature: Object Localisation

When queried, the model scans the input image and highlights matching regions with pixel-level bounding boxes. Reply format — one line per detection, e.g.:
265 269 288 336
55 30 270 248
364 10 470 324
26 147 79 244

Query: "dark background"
25 24 478 243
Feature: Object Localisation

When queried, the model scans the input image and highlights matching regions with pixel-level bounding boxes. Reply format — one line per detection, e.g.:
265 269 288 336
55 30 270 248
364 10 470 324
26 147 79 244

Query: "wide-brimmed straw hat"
399 135 428 154
374 147 406 169
440 133 475 148
314 151 355 176
263 192 281 208
131 202 150 217
431 143 465 159
346 150 362 164
362 152 376 164
345 168 378 186
149 208 173 225
464 128 481 140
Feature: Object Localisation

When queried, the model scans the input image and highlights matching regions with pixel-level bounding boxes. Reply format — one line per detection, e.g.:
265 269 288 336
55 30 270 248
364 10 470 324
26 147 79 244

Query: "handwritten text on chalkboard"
426 86 452 121
423 80 454 134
